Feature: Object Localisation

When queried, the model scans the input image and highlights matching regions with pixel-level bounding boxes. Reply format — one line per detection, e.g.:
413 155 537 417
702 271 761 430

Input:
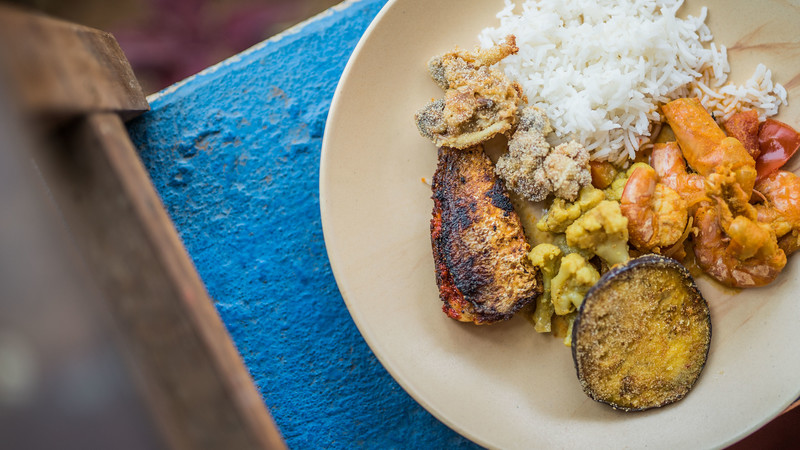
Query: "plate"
320 0 800 448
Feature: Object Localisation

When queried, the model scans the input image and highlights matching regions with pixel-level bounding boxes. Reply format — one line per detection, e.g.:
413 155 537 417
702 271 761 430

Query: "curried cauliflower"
527 196 631 344
550 253 600 316
566 200 630 266
495 106 591 202
545 233 594 261
537 185 605 234
527 243 562 332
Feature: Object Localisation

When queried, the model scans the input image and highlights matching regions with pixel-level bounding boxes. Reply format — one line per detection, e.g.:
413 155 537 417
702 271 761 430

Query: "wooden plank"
32 113 285 450
0 5 283 449
0 5 148 121
0 84 166 450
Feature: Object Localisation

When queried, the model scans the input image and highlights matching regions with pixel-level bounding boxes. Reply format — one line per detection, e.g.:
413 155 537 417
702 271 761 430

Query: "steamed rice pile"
478 0 787 164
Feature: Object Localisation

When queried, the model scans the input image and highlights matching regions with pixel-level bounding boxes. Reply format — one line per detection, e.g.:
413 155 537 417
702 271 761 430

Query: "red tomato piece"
756 119 800 180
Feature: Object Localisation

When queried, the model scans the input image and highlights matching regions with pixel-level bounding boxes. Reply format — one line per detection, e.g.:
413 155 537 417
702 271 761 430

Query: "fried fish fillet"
430 145 541 324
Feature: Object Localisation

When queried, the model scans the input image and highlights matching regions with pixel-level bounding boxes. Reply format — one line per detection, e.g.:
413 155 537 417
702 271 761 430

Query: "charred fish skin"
430 145 541 324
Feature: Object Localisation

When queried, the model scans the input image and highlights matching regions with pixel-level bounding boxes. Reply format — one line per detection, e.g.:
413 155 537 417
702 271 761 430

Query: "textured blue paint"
127 1 479 448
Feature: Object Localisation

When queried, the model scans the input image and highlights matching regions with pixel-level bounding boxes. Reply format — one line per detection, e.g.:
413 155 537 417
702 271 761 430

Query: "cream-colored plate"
320 0 800 448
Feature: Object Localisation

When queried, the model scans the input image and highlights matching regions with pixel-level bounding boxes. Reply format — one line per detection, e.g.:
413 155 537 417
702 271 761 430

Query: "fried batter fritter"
415 36 524 150
430 145 541 324
495 106 591 202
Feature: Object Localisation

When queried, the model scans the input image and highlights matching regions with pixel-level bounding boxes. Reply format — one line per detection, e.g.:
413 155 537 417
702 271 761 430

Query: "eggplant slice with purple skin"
571 255 711 411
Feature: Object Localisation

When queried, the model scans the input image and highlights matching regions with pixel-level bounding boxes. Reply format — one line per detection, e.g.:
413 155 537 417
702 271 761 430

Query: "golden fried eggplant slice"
430 145 541 324
572 255 711 411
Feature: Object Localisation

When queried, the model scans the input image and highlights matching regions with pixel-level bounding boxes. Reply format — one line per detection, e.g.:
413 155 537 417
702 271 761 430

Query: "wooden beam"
0 6 284 448
33 113 285 450
0 5 149 121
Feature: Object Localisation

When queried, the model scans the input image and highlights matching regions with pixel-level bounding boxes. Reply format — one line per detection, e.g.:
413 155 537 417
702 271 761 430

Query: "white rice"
478 0 787 164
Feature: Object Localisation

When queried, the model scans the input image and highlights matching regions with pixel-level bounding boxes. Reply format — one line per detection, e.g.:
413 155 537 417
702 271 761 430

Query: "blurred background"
7 0 340 94
0 2 339 449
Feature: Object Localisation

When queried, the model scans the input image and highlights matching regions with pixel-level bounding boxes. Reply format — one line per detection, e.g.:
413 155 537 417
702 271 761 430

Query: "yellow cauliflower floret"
565 200 629 266
527 243 562 332
547 233 594 261
537 185 605 233
528 243 561 278
550 253 600 316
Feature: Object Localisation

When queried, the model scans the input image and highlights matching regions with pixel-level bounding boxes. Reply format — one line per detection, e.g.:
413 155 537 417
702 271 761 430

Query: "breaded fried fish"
430 145 541 324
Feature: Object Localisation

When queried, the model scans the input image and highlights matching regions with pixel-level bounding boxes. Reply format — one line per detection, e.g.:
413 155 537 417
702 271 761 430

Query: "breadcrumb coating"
415 36 523 149
495 106 591 202
548 141 592 201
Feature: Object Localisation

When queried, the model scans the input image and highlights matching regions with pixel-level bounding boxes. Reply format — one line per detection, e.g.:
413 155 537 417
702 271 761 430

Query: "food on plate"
724 110 761 159
550 253 600 317
529 186 629 343
602 169 633 202
565 200 630 266
414 36 524 149
663 98 757 193
528 243 601 344
430 145 541 324
663 98 787 287
550 253 600 346
495 106 591 202
414 0 799 413
754 171 800 256
572 255 711 411
536 184 630 263
536 185 605 234
649 142 707 214
692 205 785 288
589 161 619 190
527 243 561 332
755 119 800 180
478 0 786 164
620 164 689 253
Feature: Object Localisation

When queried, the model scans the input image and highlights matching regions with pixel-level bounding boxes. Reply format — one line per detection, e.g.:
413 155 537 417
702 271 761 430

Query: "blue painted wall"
127 0 479 448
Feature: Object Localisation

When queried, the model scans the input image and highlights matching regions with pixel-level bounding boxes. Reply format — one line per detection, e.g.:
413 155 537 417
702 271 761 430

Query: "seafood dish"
413 0 800 411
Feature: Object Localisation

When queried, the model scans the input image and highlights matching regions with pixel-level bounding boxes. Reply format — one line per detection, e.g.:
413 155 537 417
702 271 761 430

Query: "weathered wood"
0 6 284 448
0 5 149 121
33 113 285 450
0 83 166 450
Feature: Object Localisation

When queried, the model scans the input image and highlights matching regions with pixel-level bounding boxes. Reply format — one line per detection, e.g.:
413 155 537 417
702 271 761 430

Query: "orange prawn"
662 98 785 288
620 164 688 253
755 170 800 256
650 142 707 214
693 203 786 287
662 98 757 195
